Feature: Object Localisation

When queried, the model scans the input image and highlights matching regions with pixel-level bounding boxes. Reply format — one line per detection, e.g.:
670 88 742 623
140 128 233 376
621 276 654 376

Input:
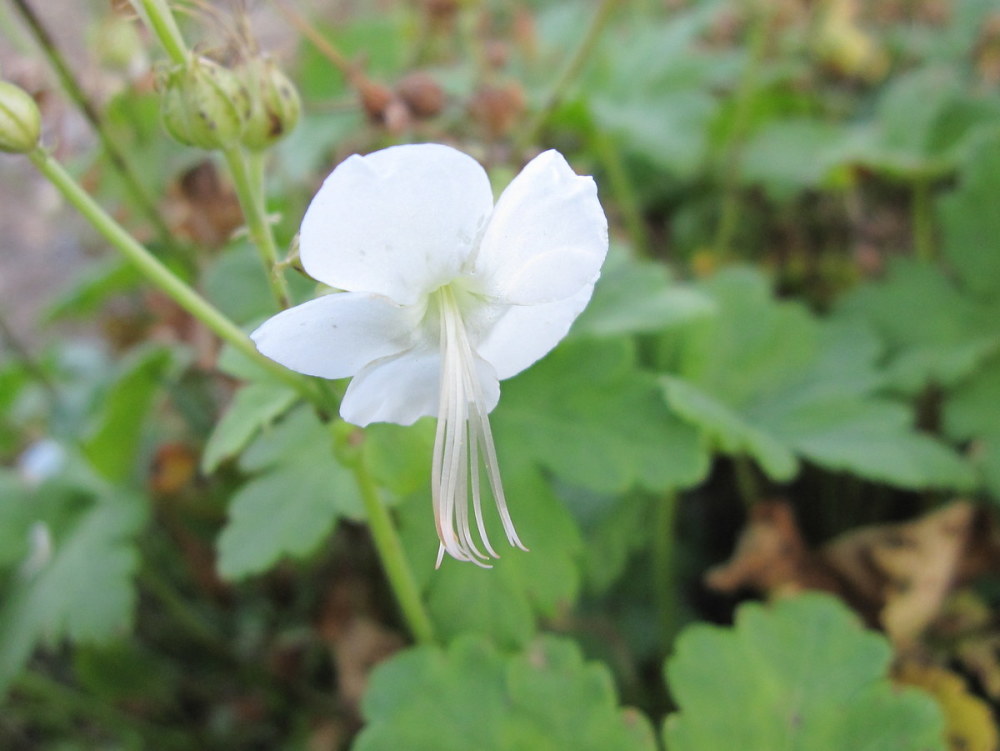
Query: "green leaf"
662 267 819 405
944 354 1000 498
0 488 147 693
660 267 973 489
836 259 999 393
363 420 435 497
81 346 177 482
741 119 853 200
215 408 362 580
201 382 298 473
572 248 715 338
42 258 142 323
561 486 654 594
852 66 1000 178
0 470 35 569
758 397 975 490
591 91 717 178
202 242 279 325
664 594 946 751
356 635 657 751
494 338 709 494
662 377 797 481
939 132 1000 297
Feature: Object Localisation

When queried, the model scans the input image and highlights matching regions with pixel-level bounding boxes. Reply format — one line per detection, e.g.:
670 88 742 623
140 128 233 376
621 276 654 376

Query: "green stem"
516 0 618 149
12 0 181 262
26 145 311 399
353 455 435 645
591 128 649 256
710 3 770 257
227 146 291 308
133 0 188 65
132 0 291 307
0 309 60 402
652 490 679 651
912 178 935 262
733 455 761 508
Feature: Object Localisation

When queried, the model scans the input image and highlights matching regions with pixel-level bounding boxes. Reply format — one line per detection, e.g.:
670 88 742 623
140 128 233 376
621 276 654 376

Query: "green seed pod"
159 56 249 150
239 58 301 151
0 80 41 154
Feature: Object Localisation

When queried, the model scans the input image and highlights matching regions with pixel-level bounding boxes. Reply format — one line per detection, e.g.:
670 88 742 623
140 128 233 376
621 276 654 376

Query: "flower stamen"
432 287 526 566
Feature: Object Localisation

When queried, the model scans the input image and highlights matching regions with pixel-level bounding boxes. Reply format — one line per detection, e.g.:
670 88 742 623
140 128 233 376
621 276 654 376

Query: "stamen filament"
431 286 526 566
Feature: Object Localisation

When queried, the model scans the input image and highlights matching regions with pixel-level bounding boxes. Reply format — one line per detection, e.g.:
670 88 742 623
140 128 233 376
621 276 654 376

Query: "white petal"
250 292 417 379
473 150 608 305
476 283 595 380
340 348 500 427
300 144 495 305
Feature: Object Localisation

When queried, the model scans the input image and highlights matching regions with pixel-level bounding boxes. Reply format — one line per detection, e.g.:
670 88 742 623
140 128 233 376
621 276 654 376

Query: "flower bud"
159 56 249 150
239 58 302 151
0 80 41 154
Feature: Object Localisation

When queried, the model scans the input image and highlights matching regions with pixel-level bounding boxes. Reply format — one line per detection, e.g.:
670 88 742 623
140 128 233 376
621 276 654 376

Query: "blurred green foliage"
2 0 1000 748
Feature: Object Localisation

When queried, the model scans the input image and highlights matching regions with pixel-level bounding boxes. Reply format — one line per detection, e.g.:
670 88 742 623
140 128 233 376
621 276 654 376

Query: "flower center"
431 284 527 567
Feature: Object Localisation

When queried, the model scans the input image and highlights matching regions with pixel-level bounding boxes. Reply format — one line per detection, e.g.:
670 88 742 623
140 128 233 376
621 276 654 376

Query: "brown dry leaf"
704 499 843 597
317 573 404 710
706 499 1000 646
149 441 198 496
958 632 1000 703
894 660 998 751
166 161 243 249
825 501 987 646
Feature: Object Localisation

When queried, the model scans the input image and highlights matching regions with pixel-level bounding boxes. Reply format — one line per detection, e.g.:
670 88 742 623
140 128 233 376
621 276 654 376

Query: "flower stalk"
352 452 436 644
131 0 187 66
133 0 291 308
25 145 310 399
223 145 291 308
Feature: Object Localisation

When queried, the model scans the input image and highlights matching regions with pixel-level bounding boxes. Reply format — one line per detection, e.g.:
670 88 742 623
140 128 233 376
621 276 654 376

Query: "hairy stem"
711 3 770 257
223 146 291 308
12 0 182 260
353 454 436 645
653 490 679 651
26 145 311 399
912 177 935 262
516 0 618 149
131 0 290 308
132 0 188 65
591 128 649 256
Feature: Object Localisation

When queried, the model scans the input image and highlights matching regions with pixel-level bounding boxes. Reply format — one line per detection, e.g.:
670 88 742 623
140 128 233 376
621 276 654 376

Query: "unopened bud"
240 58 302 151
0 80 41 154
159 56 249 150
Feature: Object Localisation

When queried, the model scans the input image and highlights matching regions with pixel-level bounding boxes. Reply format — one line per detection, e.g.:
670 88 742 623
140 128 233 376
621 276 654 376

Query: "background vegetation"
1 0 999 748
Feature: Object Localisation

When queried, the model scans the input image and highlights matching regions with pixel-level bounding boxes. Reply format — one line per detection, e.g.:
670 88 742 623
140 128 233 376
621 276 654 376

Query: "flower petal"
476 283 595 380
300 144 495 305
340 347 500 427
250 292 418 379
473 150 608 304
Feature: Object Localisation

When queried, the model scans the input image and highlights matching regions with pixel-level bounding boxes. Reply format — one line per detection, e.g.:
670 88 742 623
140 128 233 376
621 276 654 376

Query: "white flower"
251 144 608 565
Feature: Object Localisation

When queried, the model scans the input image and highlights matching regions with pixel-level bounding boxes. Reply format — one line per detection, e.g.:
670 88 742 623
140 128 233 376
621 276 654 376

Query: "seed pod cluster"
160 56 250 150
239 58 302 151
